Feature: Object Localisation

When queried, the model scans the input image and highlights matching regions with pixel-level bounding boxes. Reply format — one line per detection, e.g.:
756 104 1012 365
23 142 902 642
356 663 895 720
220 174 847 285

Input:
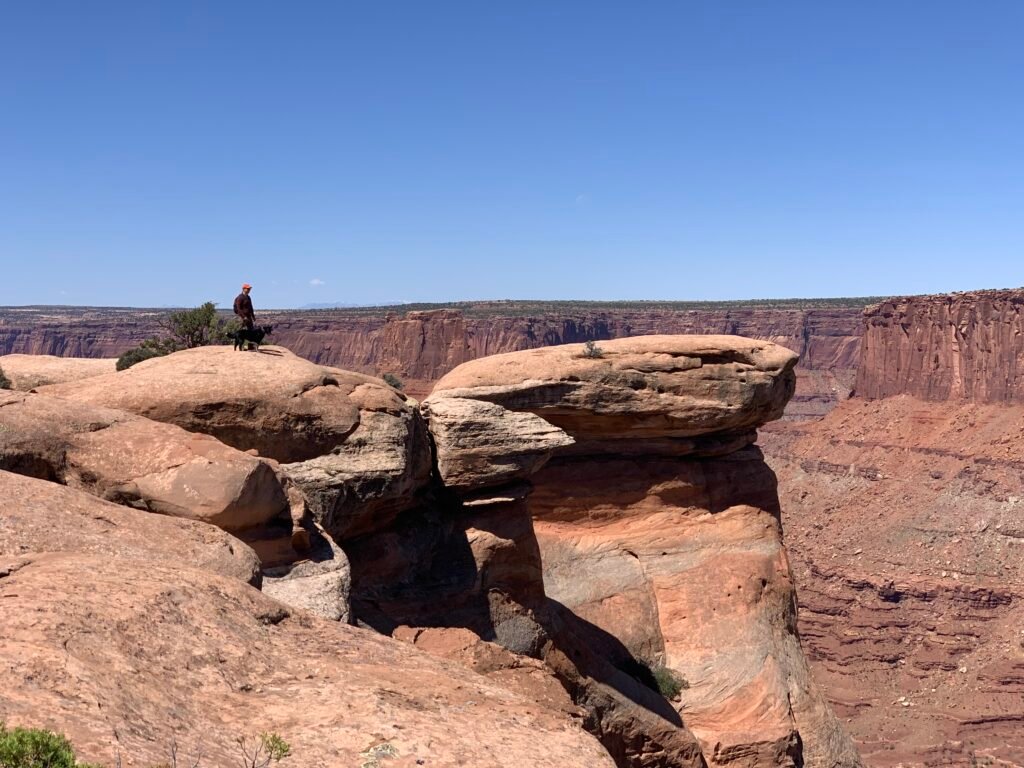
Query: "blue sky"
1 2 1022 308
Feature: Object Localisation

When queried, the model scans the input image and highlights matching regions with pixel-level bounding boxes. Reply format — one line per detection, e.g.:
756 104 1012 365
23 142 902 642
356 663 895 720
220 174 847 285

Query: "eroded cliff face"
3 336 863 768
0 302 866 416
761 289 1024 766
428 336 861 768
857 289 1024 402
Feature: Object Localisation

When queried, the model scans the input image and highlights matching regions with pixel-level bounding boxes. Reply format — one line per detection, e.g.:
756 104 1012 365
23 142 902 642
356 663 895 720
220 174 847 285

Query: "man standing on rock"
233 283 255 330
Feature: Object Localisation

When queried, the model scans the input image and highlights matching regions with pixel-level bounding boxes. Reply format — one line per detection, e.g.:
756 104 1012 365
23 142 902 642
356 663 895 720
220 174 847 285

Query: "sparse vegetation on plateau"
117 302 241 370
580 340 605 359
0 366 10 390
235 732 290 768
381 373 404 391
0 723 104 768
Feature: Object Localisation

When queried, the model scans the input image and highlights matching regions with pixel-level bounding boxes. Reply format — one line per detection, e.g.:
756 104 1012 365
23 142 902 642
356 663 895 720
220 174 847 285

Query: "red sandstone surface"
858 289 1024 403
0 300 867 417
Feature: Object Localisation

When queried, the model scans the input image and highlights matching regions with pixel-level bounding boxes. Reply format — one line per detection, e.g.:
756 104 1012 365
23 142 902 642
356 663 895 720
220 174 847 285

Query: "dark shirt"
233 292 254 321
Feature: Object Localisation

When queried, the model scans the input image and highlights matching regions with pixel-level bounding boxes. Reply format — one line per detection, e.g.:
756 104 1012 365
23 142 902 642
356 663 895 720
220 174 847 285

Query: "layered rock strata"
762 392 1024 767
857 289 1024 403
427 336 861 768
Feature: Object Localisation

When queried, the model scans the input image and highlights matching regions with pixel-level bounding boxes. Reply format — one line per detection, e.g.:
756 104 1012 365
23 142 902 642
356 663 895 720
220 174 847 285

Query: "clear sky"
2 2 1022 308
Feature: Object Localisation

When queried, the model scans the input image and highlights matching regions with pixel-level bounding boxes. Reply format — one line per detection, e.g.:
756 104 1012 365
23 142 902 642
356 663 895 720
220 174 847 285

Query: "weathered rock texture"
857 289 1024 403
428 336 860 768
761 289 1024 766
0 552 616 768
41 345 431 540
1 301 868 416
0 353 115 390
762 398 1024 768
0 390 286 531
0 469 260 584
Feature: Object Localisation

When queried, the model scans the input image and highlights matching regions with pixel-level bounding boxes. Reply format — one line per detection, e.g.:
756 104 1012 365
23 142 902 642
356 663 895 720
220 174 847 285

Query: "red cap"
242 283 252 289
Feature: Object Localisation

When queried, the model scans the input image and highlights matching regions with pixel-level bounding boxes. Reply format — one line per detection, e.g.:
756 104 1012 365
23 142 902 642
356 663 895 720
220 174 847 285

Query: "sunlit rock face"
431 335 861 768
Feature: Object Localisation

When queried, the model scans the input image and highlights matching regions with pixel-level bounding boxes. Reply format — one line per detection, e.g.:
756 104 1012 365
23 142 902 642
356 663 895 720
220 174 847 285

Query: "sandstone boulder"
0 391 286 531
422 396 574 492
41 346 431 539
0 552 615 768
0 353 116 390
431 335 798 443
261 523 352 622
0 469 260 584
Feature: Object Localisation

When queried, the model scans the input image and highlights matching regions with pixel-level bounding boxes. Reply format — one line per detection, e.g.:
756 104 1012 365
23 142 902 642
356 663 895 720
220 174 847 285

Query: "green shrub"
651 665 689 700
235 732 290 767
0 722 103 768
0 366 10 390
116 301 242 371
159 302 223 349
259 733 290 762
116 338 178 371
381 373 404 391
580 340 605 359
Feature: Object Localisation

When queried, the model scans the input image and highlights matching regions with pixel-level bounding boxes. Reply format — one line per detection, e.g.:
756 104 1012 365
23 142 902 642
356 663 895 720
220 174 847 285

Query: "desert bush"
0 366 10 390
116 302 241 371
116 337 178 371
580 340 605 359
235 732 290 768
160 302 235 349
650 665 689 700
0 722 103 768
381 373 404 391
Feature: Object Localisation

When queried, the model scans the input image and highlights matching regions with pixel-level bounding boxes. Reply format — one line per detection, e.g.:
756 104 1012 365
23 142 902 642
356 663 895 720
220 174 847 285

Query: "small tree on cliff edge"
117 302 238 370
0 365 10 390
160 301 235 348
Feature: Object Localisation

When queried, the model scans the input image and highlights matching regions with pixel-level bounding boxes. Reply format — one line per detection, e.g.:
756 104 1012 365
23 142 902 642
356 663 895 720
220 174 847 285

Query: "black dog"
233 324 273 351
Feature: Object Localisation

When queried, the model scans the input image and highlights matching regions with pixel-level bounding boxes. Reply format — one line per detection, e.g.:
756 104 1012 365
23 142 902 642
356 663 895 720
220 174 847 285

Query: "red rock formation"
857 289 1024 403
763 291 1024 765
0 390 287 531
0 302 867 415
428 337 861 768
0 550 616 768
0 353 115 389
762 398 1024 767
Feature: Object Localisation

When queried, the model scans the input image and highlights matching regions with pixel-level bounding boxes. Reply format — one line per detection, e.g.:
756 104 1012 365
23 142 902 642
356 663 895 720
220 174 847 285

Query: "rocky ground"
0 338 853 768
762 397 1024 767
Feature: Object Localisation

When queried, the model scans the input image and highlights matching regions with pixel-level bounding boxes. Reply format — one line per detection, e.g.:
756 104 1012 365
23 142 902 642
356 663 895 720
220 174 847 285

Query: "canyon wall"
856 289 1024 402
0 302 867 417
762 288 1024 767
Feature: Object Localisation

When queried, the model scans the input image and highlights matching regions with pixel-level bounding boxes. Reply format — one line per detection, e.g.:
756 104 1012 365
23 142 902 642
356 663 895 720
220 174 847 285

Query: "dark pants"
240 316 254 330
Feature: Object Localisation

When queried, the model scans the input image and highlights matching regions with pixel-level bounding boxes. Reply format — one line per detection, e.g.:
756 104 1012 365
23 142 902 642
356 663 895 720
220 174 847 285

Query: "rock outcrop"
0 353 115 390
0 331 870 768
40 345 432 539
427 336 860 768
1 301 868 416
0 551 616 768
0 390 287 531
0 469 260 584
857 289 1024 403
